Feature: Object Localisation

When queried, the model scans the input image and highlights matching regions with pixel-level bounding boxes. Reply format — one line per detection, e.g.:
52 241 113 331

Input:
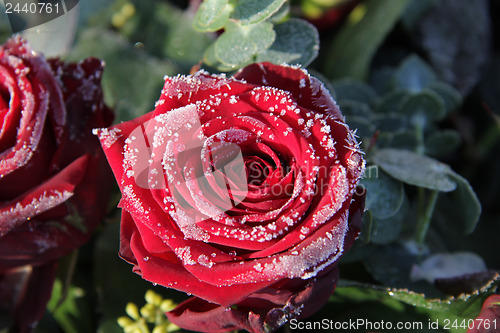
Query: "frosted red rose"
96 62 365 332
0 36 113 331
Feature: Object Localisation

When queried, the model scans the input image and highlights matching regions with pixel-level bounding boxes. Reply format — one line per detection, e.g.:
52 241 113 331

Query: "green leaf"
360 194 408 245
390 273 499 318
425 130 461 157
446 171 482 234
331 275 500 333
399 90 446 124
428 81 462 114
345 115 376 139
255 18 319 67
47 278 94 333
370 207 406 245
214 21 275 68
388 130 419 151
393 55 437 92
364 244 437 293
163 9 213 67
332 79 378 104
372 148 457 192
338 100 374 119
326 0 412 80
193 0 231 32
67 29 176 122
372 113 408 133
231 0 286 25
375 90 410 115
361 169 405 219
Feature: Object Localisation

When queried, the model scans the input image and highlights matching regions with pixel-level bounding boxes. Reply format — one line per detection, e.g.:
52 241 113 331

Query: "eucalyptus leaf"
255 18 319 67
338 100 374 119
372 148 457 192
375 90 410 115
383 130 419 152
369 199 407 245
393 55 437 92
214 21 275 68
164 11 213 67
399 90 446 124
345 115 376 139
326 0 412 80
231 0 286 25
425 130 461 157
365 244 438 294
415 0 490 94
193 0 231 32
446 171 482 234
427 82 462 114
361 169 404 220
370 67 396 95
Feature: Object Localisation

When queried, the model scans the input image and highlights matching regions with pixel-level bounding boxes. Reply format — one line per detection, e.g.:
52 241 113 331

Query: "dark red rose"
468 295 500 333
96 62 365 332
0 36 113 331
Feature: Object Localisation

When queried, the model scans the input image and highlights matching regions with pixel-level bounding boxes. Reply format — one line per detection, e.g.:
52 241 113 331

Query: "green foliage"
193 0 231 32
192 0 319 71
231 0 287 25
372 148 457 192
117 290 179 333
256 18 319 67
332 51 487 322
66 29 176 123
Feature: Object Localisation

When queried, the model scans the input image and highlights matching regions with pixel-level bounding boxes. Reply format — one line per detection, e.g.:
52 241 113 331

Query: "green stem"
415 189 439 244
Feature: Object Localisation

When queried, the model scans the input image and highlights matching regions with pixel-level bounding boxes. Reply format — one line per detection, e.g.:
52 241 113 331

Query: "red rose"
96 62 365 332
0 36 113 331
468 295 500 333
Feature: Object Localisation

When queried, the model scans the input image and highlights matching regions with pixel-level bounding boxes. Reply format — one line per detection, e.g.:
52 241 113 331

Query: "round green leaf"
255 18 319 67
425 129 461 157
370 210 406 245
389 130 419 151
345 115 376 139
399 90 446 125
428 81 462 114
446 171 482 234
393 55 437 92
214 21 275 67
193 0 231 32
361 169 405 219
339 100 374 119
375 90 410 115
372 148 457 192
332 79 378 104
231 0 286 25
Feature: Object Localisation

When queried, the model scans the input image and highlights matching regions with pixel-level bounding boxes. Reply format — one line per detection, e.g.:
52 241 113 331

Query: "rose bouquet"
0 0 499 332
